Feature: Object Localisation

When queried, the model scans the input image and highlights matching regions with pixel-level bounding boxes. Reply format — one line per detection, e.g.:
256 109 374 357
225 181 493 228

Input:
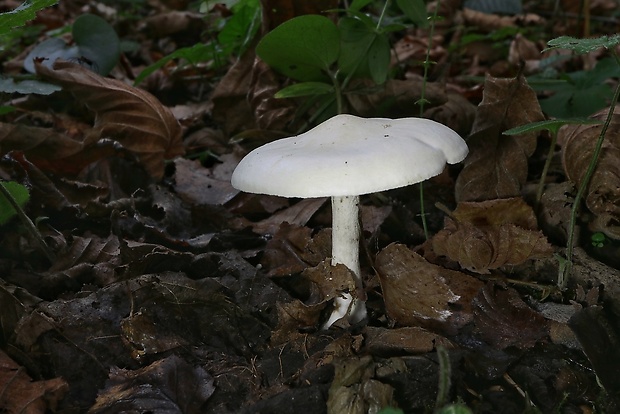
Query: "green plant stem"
417 0 441 240
375 0 390 31
562 71 620 288
535 130 558 206
0 183 55 263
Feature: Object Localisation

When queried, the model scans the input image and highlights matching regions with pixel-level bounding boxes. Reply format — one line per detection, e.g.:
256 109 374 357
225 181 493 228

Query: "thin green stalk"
536 130 558 206
0 183 55 263
561 61 620 288
417 0 441 240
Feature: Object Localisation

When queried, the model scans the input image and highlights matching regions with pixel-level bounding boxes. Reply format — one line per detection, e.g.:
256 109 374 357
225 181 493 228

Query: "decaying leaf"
36 60 184 179
364 326 454 356
455 74 545 201
327 356 397 414
0 350 68 413
473 283 550 349
89 355 215 414
375 243 483 334
432 198 553 273
559 106 620 239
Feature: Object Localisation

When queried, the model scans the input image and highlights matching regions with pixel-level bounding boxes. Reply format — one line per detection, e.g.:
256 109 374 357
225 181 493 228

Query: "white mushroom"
231 114 468 329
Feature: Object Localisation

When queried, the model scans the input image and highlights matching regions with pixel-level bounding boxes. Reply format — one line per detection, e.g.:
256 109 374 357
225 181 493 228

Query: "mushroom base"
322 195 367 329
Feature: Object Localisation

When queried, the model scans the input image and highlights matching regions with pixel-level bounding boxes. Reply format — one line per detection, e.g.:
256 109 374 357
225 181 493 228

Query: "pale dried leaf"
560 106 620 239
432 198 553 273
36 61 184 179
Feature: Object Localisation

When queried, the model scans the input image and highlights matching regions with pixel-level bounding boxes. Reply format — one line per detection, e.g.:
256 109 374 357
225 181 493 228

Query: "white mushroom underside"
231 114 468 198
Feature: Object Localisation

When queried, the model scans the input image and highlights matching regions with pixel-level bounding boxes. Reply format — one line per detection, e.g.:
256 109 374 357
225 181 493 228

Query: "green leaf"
396 0 428 27
135 43 218 85
71 13 120 75
0 182 30 225
275 82 334 98
0 0 58 37
545 34 620 54
349 0 373 12
256 15 340 81
0 106 16 115
503 118 603 136
338 16 391 84
23 13 120 75
367 33 391 84
0 77 61 95
217 0 260 56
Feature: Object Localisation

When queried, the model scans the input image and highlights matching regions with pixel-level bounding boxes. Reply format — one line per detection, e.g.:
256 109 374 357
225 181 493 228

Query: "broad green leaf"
0 182 30 225
338 17 390 84
71 13 120 75
349 0 373 12
275 82 334 98
24 13 120 75
503 118 603 136
367 33 390 84
545 34 620 54
256 15 340 82
217 0 260 56
437 404 473 414
396 0 428 27
0 0 58 36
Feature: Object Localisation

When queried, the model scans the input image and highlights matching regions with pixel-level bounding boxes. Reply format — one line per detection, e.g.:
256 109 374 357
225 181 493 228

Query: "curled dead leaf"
560 107 620 239
432 198 553 273
455 74 544 202
35 60 184 179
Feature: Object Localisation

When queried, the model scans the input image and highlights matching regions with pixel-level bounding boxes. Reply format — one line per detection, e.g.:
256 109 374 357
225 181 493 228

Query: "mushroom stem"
323 195 367 328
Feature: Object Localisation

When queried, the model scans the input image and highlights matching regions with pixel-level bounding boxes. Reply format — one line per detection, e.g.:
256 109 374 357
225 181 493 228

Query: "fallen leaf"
473 283 549 349
432 198 553 273
0 349 68 414
455 74 544 201
560 106 620 239
89 355 215 414
364 326 454 356
375 243 483 334
36 60 184 179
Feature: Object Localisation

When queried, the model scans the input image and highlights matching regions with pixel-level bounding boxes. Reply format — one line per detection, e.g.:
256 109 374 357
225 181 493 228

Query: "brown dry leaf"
89 355 214 414
36 61 184 179
560 107 620 239
303 261 359 304
375 243 483 334
0 349 68 413
261 223 330 277
455 74 544 201
432 198 553 273
473 283 549 349
364 326 454 356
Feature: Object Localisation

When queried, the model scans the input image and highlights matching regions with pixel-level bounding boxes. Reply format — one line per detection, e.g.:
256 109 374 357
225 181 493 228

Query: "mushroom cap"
231 114 468 198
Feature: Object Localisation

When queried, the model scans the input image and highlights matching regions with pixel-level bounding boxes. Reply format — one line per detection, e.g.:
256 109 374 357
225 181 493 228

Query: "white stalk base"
322 195 367 329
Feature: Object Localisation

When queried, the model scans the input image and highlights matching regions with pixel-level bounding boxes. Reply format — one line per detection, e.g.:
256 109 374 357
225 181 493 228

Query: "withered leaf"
0 350 68 413
432 198 553 273
89 355 214 414
473 283 549 349
455 74 544 201
375 243 482 334
36 61 184 179
560 106 620 239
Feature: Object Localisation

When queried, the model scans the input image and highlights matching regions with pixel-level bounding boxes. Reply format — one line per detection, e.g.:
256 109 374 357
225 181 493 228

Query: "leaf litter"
1 0 620 413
